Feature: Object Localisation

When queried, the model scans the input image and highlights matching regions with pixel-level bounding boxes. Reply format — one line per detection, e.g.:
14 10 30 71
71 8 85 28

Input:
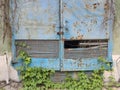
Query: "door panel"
12 0 61 70
63 0 109 40
61 0 112 71
12 0 113 71
62 39 109 71
13 0 59 40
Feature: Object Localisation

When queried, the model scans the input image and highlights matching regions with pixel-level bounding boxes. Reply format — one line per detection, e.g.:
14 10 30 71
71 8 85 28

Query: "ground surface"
0 81 22 90
0 81 120 90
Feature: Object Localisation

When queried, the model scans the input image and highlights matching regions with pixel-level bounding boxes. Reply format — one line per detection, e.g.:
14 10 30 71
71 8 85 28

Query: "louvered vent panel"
16 40 59 58
64 40 108 59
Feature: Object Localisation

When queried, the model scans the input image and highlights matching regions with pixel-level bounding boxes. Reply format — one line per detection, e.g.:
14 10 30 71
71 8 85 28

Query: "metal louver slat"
64 40 108 59
16 40 59 58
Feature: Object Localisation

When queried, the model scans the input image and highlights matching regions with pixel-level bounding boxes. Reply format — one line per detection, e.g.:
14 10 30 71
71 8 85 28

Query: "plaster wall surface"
113 0 120 55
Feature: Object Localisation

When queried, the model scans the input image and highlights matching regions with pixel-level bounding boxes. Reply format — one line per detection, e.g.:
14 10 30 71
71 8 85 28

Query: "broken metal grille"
64 40 108 59
16 40 59 58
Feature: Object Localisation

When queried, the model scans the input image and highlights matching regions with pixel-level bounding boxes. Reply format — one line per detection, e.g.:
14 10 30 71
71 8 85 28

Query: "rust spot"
93 3 97 9
106 32 108 36
64 5 66 8
104 3 109 10
62 38 65 41
104 3 109 14
77 35 83 40
93 3 100 9
57 31 64 35
71 37 75 40
86 4 90 9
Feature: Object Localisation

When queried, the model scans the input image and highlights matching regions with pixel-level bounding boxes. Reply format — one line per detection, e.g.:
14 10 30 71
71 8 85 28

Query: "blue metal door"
61 0 113 71
12 0 61 70
11 0 114 71
63 0 110 39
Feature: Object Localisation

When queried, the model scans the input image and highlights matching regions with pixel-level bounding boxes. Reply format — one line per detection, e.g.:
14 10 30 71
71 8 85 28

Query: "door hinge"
57 31 64 35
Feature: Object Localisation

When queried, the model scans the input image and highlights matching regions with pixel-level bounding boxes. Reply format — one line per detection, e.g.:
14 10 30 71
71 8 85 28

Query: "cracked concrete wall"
0 0 12 54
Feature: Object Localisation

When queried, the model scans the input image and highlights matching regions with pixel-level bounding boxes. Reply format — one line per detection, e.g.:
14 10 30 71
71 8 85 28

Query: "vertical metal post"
59 0 64 70
108 0 114 63
10 0 16 62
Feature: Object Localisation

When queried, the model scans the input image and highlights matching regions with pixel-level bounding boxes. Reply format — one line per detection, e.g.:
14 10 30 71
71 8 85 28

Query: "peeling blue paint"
11 0 114 71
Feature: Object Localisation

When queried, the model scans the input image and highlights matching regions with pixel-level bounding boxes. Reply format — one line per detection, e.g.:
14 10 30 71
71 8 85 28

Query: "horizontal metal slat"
16 40 59 58
64 40 108 59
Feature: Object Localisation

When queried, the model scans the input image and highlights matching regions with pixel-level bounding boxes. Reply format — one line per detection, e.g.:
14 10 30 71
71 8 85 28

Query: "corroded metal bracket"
57 31 64 35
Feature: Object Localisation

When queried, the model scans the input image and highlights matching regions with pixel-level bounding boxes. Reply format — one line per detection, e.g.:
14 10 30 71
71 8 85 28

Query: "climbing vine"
15 42 120 90
0 0 11 43
0 0 13 53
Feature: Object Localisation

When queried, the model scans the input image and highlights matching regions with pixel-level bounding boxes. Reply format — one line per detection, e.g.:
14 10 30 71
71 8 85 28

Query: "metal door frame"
59 0 114 71
11 0 114 71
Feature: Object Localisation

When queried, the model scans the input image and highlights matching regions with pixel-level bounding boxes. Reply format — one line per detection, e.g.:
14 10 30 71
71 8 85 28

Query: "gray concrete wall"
113 0 120 55
0 0 12 54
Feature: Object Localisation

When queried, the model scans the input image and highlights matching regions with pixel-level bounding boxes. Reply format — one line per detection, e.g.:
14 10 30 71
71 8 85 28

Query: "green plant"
20 67 55 90
16 42 56 90
62 71 103 90
16 43 119 90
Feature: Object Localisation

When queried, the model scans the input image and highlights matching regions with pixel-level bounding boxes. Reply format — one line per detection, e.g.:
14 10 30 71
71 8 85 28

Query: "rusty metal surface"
16 40 59 58
11 0 113 40
63 0 111 40
64 40 108 59
11 0 114 71
12 0 59 39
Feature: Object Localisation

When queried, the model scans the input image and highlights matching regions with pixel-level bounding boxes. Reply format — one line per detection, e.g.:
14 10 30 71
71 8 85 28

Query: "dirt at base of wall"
0 81 22 90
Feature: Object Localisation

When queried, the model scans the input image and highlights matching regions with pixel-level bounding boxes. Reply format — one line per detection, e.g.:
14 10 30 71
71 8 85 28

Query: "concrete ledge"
104 55 120 82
